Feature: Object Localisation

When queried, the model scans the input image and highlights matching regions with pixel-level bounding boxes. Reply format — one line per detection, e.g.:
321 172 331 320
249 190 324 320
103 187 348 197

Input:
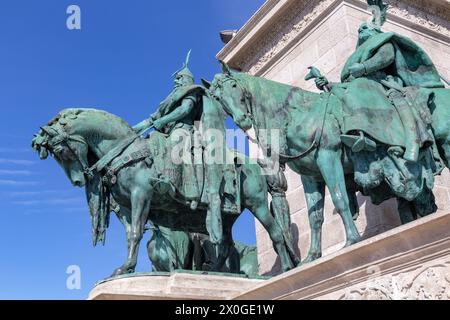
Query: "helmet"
173 50 194 84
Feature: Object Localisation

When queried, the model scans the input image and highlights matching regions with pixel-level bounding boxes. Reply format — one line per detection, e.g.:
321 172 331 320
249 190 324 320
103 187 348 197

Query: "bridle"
41 125 91 176
210 74 254 127
210 73 325 163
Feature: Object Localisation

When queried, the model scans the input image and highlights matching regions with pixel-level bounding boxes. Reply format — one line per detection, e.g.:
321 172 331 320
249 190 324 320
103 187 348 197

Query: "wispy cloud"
0 158 34 166
0 179 39 186
12 197 85 206
23 206 87 216
0 148 30 153
3 190 76 197
0 169 34 176
62 206 88 213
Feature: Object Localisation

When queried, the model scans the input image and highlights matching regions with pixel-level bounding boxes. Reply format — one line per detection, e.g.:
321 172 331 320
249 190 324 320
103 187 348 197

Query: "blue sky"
0 0 265 299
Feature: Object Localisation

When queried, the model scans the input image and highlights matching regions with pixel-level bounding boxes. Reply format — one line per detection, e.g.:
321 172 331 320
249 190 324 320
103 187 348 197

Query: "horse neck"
71 110 134 159
239 74 319 130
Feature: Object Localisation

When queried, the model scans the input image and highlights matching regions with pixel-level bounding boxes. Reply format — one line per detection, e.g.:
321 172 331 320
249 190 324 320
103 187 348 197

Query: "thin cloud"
0 159 34 166
0 148 30 153
23 206 87 215
4 190 77 197
0 169 34 176
62 206 88 213
12 197 85 206
0 180 39 186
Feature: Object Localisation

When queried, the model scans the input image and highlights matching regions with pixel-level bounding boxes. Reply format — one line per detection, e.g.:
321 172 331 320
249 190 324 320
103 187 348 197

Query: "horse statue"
206 63 450 264
147 225 259 277
32 107 299 276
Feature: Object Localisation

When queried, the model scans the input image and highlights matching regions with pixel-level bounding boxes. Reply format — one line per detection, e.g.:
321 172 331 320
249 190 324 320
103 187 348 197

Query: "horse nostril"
73 180 83 187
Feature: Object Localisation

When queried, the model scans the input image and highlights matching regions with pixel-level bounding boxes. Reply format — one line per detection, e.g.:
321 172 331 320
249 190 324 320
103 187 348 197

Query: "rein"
44 125 142 180
219 75 328 163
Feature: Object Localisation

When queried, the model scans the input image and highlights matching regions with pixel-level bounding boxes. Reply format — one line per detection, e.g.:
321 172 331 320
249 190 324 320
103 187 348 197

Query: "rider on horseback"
314 22 445 164
134 50 203 210
133 51 226 260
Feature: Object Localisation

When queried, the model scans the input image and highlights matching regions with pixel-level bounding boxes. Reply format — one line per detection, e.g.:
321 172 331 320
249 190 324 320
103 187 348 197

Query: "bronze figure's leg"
243 165 296 272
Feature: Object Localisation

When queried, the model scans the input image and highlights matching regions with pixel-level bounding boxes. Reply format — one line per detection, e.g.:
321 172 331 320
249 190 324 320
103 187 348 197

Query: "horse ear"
201 78 211 89
220 60 231 75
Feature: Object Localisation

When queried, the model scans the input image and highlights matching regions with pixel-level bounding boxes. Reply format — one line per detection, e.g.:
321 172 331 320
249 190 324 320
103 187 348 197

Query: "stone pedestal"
217 0 450 276
89 211 450 300
88 271 265 300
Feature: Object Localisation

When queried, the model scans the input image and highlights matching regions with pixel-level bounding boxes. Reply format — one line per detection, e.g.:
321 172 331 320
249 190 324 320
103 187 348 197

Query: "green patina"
208 3 449 264
31 1 449 278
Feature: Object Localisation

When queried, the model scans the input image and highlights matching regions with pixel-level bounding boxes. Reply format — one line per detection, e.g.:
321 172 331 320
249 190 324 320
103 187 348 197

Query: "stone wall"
217 0 450 275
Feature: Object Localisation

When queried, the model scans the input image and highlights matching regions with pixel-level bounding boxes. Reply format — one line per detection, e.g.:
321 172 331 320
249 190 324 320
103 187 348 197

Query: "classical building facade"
217 0 450 275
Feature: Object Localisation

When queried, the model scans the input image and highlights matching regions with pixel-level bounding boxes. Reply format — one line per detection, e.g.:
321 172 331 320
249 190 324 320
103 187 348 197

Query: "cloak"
152 85 206 134
341 32 444 88
335 31 442 149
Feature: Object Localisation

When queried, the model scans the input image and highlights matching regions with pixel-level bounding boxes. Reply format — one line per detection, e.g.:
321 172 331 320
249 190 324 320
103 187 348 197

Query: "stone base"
88 271 265 300
89 211 450 300
234 211 450 300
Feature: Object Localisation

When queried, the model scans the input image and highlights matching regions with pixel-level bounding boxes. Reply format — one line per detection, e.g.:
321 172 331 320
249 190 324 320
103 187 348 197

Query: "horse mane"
230 71 300 92
50 108 132 129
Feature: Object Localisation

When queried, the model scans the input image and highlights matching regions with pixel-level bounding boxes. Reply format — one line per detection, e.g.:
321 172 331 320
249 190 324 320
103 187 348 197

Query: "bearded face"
174 74 194 88
357 23 379 46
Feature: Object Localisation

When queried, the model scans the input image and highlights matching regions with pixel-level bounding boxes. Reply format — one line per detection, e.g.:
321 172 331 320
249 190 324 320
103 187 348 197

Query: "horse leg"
317 149 361 247
397 198 417 224
115 207 132 252
112 187 151 276
300 176 325 264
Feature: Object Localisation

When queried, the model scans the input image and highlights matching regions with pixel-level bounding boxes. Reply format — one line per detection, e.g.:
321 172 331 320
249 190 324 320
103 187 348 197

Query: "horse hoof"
111 266 133 277
344 236 360 248
300 253 321 266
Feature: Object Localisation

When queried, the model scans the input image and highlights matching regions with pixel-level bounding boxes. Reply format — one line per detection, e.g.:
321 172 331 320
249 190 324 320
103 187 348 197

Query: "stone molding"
217 0 450 76
233 211 450 300
339 259 450 300
89 272 264 300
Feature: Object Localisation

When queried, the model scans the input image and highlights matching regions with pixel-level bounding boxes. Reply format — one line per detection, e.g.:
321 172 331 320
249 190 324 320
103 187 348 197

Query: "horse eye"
232 84 237 88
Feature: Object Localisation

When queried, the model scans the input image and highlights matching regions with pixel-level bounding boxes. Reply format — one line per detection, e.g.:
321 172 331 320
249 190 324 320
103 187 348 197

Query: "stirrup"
341 131 376 152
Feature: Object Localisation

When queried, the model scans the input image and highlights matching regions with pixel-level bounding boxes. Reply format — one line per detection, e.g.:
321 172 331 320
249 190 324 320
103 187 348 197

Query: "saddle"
146 131 242 214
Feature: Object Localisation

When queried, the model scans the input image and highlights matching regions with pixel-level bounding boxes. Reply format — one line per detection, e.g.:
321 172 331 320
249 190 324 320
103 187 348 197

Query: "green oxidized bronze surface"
207 4 449 264
32 1 449 278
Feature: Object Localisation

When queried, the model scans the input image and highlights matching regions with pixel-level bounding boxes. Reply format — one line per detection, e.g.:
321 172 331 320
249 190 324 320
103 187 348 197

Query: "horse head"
32 109 90 187
208 62 253 133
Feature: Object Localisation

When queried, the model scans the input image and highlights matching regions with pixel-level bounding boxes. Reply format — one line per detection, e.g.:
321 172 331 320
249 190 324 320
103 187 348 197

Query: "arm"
155 97 195 128
362 42 395 75
349 43 395 78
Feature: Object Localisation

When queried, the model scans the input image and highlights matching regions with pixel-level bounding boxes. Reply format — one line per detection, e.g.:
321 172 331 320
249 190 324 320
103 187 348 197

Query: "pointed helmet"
173 50 194 84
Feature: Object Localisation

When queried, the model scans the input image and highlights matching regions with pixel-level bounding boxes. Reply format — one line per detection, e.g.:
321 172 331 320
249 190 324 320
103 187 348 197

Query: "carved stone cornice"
383 0 450 37
220 0 338 75
217 0 450 76
243 0 337 75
